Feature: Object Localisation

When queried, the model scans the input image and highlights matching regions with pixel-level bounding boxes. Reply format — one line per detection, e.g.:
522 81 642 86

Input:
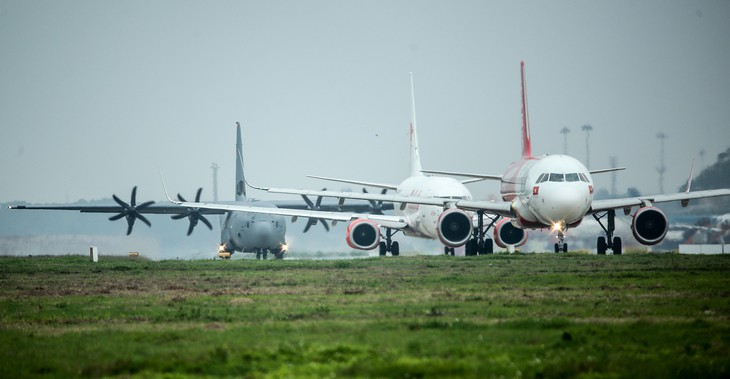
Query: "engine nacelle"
631 206 668 245
436 208 473 247
345 219 380 250
493 218 528 248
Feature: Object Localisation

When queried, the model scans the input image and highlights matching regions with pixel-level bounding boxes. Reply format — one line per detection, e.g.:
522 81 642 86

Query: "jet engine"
631 206 668 245
346 219 380 250
493 218 528 248
436 209 473 247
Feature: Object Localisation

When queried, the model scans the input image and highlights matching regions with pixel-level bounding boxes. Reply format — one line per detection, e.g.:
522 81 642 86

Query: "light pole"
581 124 593 169
560 127 570 155
656 133 667 193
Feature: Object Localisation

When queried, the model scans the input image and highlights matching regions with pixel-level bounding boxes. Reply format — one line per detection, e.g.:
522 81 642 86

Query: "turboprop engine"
436 209 473 247
494 218 528 248
631 206 668 245
346 219 380 250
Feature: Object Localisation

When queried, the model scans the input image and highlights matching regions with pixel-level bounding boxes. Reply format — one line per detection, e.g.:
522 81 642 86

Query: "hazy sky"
2 0 729 205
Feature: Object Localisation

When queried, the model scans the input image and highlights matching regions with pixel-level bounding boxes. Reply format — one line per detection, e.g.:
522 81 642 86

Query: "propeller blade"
109 213 125 221
187 222 195 236
171 214 187 220
319 218 330 232
200 215 213 230
177 194 187 202
301 195 315 209
303 220 313 233
130 186 138 207
112 194 128 208
126 219 135 235
137 214 152 228
195 188 203 202
136 201 155 211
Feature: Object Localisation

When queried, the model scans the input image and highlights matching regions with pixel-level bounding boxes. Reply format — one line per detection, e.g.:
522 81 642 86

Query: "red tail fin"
520 61 533 158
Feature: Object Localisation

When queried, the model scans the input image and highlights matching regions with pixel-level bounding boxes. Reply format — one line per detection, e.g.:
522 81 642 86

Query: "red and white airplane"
170 63 730 254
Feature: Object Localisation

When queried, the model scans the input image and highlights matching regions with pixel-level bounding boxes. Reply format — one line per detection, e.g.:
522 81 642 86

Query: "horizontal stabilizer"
421 170 502 181
589 167 626 175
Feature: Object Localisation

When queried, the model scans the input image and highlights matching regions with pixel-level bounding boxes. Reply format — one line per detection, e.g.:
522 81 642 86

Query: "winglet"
158 170 179 204
520 61 533 159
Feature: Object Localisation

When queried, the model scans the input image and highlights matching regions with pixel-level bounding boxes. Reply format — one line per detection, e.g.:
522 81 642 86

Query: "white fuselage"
501 154 593 229
397 175 473 239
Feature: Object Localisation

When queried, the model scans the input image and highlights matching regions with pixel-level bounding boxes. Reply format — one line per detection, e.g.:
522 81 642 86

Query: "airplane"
417 61 730 254
169 74 484 256
201 63 730 255
9 123 389 259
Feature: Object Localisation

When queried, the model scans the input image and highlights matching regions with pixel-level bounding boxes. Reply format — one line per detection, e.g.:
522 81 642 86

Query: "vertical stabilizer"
520 61 533 159
235 122 246 201
409 72 424 177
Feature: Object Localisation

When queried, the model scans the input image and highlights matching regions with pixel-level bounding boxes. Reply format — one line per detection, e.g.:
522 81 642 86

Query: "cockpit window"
579 173 589 182
565 173 579 182
549 173 565 182
537 173 548 183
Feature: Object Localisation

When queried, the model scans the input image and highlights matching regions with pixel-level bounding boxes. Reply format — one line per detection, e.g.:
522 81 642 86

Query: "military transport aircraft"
9 123 390 259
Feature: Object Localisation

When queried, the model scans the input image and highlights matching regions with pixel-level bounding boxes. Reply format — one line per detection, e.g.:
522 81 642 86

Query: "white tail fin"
235 122 246 201
409 72 424 177
520 61 533 159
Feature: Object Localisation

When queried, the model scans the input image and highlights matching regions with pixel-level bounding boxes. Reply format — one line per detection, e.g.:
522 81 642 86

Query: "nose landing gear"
554 230 568 253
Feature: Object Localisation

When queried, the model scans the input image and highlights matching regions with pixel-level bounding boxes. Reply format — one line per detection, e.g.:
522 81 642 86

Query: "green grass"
1 253 729 378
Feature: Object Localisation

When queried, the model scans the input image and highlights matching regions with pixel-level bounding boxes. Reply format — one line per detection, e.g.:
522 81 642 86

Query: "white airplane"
9 123 387 259
170 74 482 256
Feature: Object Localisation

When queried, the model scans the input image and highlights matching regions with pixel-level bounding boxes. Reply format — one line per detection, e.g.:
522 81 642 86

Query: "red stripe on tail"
520 61 533 159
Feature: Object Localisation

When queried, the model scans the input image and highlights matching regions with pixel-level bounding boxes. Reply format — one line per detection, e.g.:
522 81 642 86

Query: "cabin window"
565 173 579 182
549 173 565 182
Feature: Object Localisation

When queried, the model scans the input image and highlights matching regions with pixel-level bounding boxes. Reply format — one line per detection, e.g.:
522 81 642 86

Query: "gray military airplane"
9 123 390 259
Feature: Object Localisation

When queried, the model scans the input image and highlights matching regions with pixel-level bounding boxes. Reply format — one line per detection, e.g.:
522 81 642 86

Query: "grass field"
0 253 728 378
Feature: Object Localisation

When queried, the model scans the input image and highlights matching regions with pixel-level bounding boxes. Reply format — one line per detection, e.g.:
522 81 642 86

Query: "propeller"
109 186 154 235
301 188 330 233
363 188 388 214
171 188 213 236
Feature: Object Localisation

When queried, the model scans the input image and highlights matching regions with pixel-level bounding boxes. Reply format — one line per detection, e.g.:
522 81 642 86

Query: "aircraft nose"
541 187 586 224
251 221 275 245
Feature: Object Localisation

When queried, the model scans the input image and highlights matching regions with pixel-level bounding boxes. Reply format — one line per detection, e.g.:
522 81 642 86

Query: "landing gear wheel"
379 242 387 256
444 247 455 256
485 239 494 254
597 237 607 255
554 243 560 253
612 237 622 255
391 241 400 256
563 243 568 253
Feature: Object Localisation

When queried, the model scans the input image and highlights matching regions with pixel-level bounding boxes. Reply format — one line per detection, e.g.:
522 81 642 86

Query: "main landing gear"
379 228 401 256
255 248 286 260
464 211 496 256
593 209 622 255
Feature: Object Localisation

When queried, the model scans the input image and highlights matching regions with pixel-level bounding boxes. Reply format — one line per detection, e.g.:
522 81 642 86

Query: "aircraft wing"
170 199 408 230
420 170 502 181
451 200 515 218
263 187 460 208
589 189 730 214
8 203 226 215
305 175 399 190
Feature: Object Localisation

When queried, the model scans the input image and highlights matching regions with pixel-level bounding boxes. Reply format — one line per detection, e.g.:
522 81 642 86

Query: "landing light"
281 243 289 252
551 222 564 232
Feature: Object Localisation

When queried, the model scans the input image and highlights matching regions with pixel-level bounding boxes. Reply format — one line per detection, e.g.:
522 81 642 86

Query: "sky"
1 0 729 205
